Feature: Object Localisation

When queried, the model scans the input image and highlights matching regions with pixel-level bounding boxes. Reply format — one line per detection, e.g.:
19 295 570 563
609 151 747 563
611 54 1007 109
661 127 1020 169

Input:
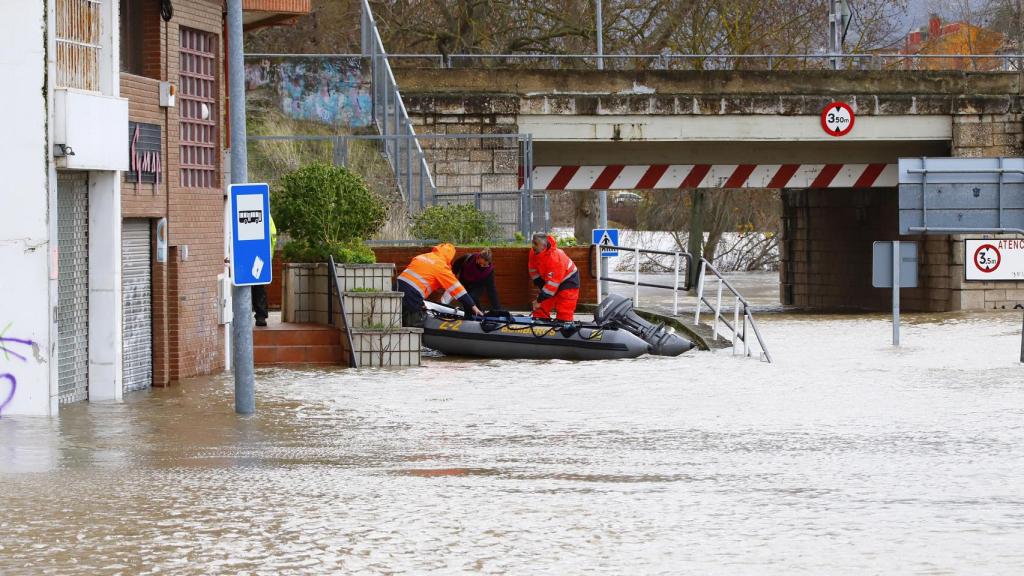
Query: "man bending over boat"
398 243 484 327
452 248 501 315
529 233 580 322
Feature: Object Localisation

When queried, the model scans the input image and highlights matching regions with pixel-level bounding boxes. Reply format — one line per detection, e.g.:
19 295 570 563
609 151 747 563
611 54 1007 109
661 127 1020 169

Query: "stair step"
254 344 344 365
253 325 339 347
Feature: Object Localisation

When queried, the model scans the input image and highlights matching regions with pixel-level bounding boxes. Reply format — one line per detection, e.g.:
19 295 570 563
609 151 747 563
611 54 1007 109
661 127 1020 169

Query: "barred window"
179 28 218 188
56 0 102 91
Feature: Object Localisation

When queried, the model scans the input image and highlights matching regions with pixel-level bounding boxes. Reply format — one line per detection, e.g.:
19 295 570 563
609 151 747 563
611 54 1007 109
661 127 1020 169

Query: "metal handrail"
247 51 1024 71
327 256 358 368
590 244 692 316
693 258 772 363
360 0 436 211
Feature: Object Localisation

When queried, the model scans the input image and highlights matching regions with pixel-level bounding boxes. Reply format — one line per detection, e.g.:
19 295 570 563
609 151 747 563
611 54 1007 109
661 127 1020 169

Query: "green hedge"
411 203 500 244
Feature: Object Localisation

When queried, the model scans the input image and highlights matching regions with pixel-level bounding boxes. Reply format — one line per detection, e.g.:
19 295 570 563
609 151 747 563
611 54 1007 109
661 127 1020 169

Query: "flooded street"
3 311 1024 574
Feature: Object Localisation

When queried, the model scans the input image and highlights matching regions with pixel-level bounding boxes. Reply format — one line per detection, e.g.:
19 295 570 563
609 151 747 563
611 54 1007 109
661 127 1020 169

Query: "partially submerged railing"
591 244 692 316
327 256 358 368
694 258 772 363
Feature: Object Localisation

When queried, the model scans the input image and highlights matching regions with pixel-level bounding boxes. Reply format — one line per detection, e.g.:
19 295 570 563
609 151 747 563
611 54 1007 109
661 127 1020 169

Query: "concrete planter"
343 292 403 329
351 327 423 367
281 262 423 368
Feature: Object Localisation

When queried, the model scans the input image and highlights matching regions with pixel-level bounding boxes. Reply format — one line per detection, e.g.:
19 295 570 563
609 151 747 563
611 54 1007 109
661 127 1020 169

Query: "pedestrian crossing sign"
592 228 619 256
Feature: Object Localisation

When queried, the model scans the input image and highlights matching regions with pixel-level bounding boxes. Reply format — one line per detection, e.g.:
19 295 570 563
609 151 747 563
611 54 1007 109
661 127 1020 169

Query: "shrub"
555 235 578 247
411 203 500 244
271 162 385 262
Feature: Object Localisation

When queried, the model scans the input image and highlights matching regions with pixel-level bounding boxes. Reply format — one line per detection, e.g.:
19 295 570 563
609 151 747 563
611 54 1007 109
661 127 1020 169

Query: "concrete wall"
948 113 1024 310
0 0 54 416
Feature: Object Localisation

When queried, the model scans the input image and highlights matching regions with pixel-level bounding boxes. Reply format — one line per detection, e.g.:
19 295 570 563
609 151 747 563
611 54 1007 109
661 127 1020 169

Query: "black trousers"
398 280 426 327
461 273 501 315
252 285 268 321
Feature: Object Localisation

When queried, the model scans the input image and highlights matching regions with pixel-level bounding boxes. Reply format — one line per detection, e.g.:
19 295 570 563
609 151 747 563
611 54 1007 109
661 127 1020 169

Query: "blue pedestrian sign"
592 228 620 256
230 183 273 286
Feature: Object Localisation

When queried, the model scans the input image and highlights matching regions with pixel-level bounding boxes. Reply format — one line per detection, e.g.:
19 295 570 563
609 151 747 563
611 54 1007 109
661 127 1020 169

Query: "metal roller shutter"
57 172 89 404
122 219 152 393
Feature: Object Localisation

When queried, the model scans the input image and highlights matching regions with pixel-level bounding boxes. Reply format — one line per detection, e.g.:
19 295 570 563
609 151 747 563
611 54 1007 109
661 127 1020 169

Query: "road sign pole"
598 191 609 297
893 240 900 347
227 0 255 415
1020 308 1024 363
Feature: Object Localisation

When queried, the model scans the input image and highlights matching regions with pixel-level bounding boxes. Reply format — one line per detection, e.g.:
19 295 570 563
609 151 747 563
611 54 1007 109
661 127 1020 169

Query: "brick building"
118 0 309 388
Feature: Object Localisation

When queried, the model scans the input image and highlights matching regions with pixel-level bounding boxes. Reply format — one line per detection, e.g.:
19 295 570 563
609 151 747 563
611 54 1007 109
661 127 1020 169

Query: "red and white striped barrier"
527 164 897 190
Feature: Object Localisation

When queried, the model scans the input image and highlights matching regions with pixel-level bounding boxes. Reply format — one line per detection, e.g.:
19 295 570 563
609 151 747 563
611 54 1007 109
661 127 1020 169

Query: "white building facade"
1 0 128 416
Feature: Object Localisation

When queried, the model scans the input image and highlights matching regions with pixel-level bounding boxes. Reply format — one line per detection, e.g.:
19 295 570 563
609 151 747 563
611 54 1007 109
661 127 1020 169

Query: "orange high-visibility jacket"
528 234 579 301
397 243 473 306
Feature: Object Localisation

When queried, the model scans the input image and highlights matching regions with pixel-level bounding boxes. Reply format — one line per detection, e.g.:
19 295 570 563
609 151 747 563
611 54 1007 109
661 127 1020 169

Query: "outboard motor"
594 294 695 357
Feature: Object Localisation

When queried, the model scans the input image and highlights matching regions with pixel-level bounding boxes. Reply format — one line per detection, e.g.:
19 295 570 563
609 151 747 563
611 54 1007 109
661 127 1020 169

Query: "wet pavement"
2 310 1024 574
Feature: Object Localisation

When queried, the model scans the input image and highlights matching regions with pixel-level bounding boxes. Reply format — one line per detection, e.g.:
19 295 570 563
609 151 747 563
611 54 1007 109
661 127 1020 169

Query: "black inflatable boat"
422 294 694 361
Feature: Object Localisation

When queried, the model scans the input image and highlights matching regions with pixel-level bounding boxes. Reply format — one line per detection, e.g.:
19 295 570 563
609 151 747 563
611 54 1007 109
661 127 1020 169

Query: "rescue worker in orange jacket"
528 233 580 322
397 243 483 327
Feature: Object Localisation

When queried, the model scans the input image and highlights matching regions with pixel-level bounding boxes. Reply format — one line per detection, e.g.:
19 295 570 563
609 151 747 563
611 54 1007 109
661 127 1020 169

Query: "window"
179 28 218 188
56 0 102 90
119 0 157 76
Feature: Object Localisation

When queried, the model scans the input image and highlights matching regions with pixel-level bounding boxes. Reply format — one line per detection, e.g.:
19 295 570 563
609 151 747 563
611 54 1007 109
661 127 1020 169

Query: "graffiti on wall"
246 57 372 128
0 323 35 416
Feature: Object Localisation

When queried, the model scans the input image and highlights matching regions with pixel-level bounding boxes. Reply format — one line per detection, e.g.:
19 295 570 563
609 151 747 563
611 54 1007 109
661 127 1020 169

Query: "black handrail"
327 256 359 368
588 244 693 291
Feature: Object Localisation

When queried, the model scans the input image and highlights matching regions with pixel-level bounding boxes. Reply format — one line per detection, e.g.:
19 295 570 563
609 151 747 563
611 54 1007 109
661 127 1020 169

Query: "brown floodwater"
2 309 1024 574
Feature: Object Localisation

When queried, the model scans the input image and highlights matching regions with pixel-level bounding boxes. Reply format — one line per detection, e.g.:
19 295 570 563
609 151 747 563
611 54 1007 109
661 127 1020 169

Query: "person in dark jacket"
451 248 501 315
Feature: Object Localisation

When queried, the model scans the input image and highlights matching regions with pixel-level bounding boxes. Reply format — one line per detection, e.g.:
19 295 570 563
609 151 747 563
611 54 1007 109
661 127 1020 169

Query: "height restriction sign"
966 239 1024 280
821 102 855 137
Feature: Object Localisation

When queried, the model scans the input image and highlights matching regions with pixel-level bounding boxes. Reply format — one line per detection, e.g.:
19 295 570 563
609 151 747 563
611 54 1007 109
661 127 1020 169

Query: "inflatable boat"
422 294 694 361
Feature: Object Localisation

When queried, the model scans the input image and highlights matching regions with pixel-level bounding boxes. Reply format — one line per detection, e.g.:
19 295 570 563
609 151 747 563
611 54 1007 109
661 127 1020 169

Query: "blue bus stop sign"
230 183 272 286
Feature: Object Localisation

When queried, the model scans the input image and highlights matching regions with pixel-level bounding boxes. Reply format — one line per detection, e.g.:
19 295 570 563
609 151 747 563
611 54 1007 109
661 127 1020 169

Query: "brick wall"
780 188 941 312
121 0 226 384
368 246 596 311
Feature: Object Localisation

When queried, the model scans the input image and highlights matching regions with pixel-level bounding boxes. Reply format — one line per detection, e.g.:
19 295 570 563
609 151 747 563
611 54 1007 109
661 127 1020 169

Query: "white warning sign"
966 239 1024 281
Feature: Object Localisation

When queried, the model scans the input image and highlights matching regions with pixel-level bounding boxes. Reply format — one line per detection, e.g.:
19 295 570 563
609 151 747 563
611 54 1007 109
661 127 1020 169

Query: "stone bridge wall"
398 68 1024 311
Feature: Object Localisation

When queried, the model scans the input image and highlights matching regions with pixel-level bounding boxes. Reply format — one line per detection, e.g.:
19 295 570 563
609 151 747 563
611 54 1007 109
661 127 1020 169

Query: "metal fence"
433 191 550 240
248 133 544 240
277 51 1024 72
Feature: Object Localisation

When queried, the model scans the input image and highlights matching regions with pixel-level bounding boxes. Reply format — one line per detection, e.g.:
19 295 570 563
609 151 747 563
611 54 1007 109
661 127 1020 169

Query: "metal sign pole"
599 194 609 297
227 0 255 414
893 240 900 347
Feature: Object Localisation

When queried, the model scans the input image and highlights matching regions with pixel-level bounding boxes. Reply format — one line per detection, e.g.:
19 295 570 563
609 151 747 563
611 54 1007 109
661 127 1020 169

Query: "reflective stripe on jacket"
528 234 579 302
397 243 472 305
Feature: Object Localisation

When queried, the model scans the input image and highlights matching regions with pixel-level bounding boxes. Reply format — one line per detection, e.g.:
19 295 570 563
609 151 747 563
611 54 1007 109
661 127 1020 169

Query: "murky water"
2 312 1024 575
